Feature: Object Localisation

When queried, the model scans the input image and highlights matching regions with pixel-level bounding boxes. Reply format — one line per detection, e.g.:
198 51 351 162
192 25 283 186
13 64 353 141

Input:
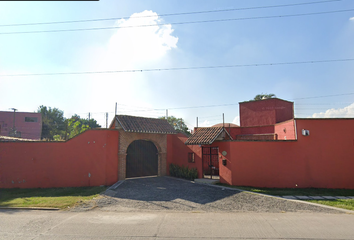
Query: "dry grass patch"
0 186 106 209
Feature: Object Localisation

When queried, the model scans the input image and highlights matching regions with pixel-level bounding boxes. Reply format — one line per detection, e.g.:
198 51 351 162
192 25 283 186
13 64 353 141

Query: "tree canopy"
37 106 101 140
253 93 276 101
159 116 191 136
37 105 66 140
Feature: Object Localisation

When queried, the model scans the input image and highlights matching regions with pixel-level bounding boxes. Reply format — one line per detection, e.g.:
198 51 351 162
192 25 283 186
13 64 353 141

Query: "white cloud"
312 103 354 118
199 120 211 127
232 116 240 125
350 17 354 21
105 10 178 69
83 10 179 119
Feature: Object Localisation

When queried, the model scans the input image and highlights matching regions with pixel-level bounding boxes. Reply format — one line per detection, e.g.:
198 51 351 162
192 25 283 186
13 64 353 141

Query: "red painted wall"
240 98 294 127
0 130 119 189
227 126 275 139
167 133 203 178
274 119 296 140
210 141 232 185
222 119 354 189
0 111 42 139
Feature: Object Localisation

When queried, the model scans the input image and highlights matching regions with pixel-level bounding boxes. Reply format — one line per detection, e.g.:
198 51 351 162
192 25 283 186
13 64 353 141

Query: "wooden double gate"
126 140 158 178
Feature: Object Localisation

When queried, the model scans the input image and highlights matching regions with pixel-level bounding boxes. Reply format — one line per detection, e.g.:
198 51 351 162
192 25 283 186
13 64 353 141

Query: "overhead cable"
0 9 353 35
1 58 353 77
0 0 340 28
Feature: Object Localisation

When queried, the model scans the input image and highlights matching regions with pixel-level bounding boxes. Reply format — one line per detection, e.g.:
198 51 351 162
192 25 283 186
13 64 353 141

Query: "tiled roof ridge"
116 114 163 120
115 115 176 134
185 126 232 145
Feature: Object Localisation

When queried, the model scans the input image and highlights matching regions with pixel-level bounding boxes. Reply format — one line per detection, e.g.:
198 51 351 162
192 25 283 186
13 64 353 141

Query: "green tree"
37 106 66 140
38 106 102 140
66 114 100 139
253 93 276 101
67 117 89 139
159 116 191 136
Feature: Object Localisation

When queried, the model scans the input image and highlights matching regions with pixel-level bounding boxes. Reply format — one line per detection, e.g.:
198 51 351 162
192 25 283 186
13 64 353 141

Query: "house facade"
0 111 42 140
1 99 354 189
184 98 354 189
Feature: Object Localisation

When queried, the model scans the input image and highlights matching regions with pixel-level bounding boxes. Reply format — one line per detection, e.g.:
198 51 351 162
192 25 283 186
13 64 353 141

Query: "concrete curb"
164 176 354 214
102 180 126 197
0 207 60 211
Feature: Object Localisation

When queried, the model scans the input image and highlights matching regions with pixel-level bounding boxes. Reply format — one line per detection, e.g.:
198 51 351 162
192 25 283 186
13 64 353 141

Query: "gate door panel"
126 140 158 178
202 146 219 176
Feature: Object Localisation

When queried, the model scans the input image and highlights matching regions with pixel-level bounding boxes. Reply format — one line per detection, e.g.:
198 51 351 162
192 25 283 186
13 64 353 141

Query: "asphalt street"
1 210 354 239
1 177 354 239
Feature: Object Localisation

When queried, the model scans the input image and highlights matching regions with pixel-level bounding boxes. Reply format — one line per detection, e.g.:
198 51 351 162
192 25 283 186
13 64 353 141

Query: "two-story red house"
0 111 42 140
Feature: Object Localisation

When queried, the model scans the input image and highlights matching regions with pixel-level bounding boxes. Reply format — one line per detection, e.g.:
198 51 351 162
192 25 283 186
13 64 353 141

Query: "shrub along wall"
0 130 119 189
167 133 203 179
169 163 198 180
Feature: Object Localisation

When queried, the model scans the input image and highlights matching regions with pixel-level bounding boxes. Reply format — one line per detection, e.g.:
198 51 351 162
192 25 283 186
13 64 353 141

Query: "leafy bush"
169 163 198 180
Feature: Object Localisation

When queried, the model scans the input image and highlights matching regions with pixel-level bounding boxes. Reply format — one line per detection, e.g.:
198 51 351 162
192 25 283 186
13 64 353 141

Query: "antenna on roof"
223 113 225 129
196 117 198 128
115 102 117 116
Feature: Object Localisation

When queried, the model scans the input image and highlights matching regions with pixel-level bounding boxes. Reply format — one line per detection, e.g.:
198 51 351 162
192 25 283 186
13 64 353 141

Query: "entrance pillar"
118 153 127 180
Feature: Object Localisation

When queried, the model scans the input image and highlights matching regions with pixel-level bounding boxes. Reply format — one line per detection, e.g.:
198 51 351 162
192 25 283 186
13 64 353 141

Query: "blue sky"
0 0 353 129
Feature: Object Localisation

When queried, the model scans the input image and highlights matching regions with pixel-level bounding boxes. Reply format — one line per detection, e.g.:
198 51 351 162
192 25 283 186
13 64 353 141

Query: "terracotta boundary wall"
167 133 203 179
213 119 354 189
0 129 119 189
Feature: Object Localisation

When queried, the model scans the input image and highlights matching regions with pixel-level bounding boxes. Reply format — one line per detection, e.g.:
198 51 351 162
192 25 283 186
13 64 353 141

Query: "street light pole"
9 108 17 137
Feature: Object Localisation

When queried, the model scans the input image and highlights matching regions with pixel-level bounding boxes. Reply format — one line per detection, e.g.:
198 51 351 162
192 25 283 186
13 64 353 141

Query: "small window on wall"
25 117 38 122
188 152 195 163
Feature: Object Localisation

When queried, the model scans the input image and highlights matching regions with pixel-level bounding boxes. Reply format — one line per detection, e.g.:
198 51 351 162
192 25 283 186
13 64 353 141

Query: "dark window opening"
188 152 195 163
25 117 38 122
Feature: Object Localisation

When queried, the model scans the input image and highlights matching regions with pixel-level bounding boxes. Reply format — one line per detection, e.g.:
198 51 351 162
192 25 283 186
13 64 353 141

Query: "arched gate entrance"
126 140 158 178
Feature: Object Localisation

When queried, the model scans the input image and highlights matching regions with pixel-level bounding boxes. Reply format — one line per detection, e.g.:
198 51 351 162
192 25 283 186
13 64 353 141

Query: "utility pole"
106 112 108 128
115 102 117 116
223 113 225 129
196 117 198 128
9 108 17 137
166 109 168 119
88 112 90 121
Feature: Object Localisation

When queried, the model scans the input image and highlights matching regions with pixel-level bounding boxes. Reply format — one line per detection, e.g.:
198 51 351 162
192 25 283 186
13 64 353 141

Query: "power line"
292 92 354 100
0 0 340 28
1 58 353 77
121 93 354 112
1 8 353 35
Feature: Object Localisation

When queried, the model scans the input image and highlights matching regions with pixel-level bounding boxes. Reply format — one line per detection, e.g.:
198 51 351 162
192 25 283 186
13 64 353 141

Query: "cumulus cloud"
84 10 179 118
105 10 178 68
312 103 354 118
232 116 240 125
199 120 211 127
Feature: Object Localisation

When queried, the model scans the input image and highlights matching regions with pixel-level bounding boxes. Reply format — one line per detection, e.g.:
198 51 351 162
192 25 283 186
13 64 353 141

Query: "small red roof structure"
185 127 233 145
211 123 239 127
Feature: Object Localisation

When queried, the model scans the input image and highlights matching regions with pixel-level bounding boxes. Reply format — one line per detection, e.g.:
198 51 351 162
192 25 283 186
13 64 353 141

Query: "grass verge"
216 183 354 211
0 186 106 210
306 199 354 211
216 183 354 196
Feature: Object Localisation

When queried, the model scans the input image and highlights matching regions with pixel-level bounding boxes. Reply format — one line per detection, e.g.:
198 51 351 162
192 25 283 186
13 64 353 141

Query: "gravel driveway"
77 176 343 213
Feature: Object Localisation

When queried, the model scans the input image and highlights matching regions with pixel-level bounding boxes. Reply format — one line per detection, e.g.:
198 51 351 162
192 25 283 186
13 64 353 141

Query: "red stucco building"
184 98 354 189
0 111 42 140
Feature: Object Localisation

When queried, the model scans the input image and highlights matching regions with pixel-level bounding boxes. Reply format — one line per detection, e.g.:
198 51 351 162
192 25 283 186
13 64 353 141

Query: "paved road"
1 176 354 239
1 210 354 239
91 176 343 213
